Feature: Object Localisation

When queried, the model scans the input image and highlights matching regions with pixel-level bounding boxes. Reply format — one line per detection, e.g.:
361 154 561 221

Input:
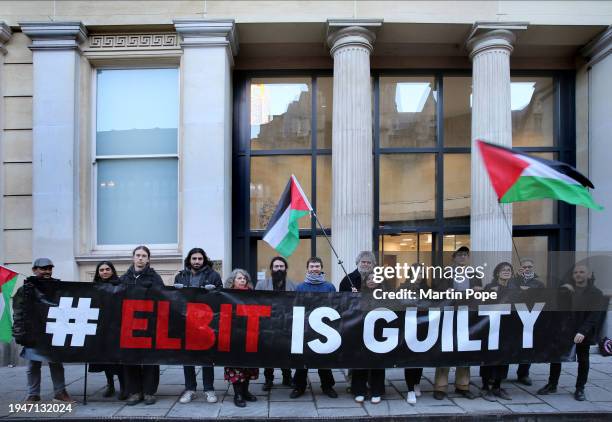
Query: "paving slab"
269 401 318 418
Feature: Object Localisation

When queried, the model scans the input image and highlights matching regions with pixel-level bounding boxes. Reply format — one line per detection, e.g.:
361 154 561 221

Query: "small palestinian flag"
263 175 313 257
477 140 603 210
0 265 19 343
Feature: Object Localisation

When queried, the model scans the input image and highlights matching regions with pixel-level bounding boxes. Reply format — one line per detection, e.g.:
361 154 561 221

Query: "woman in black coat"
120 246 164 406
88 261 127 399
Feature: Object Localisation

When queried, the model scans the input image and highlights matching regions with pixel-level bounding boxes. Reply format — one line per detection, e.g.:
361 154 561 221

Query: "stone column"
467 23 526 258
20 22 87 280
0 23 11 268
327 19 381 285
174 20 237 279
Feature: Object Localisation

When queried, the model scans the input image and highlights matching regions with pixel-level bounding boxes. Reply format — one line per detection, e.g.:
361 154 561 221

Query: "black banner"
25 281 579 368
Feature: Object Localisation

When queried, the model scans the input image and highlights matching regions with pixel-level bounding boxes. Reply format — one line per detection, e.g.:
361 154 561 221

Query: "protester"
339 251 376 292
88 261 126 399
480 262 514 401
291 258 338 399
120 246 164 406
12 258 74 403
432 246 479 400
537 264 607 401
174 248 222 404
256 256 296 391
224 269 259 407
402 264 430 405
510 257 545 386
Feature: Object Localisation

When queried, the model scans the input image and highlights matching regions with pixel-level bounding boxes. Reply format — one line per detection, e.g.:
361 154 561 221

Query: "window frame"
90 65 181 252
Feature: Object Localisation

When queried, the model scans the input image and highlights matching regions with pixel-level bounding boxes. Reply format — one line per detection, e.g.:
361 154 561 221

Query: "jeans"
517 363 531 378
27 360 66 396
549 342 590 389
351 369 385 396
264 368 292 382
293 369 335 390
183 366 215 391
124 365 160 396
404 368 423 391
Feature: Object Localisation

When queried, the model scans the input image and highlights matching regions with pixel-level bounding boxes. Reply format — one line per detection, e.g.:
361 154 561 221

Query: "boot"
243 380 258 402
232 382 246 408
102 383 115 398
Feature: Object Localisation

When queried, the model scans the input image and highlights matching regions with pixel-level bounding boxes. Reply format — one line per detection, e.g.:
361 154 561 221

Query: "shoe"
371 396 381 404
354 395 365 403
242 382 257 402
102 384 115 398
455 388 476 399
574 388 586 401
204 390 218 403
414 385 422 397
517 376 532 386
536 384 557 395
263 379 273 391
290 388 305 399
232 383 246 408
53 390 76 403
144 394 156 405
433 391 446 400
24 395 41 403
117 390 128 401
346 386 352 394
282 376 293 387
126 393 142 406
406 391 417 404
179 390 196 404
322 387 338 398
481 389 496 402
492 388 511 400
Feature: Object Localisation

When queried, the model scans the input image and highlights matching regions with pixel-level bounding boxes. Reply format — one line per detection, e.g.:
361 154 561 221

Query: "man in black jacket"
174 248 222 404
13 258 74 403
537 264 608 401
339 251 376 292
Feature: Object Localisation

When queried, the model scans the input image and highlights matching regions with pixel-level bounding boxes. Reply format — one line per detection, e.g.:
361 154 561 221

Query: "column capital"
582 25 612 67
326 19 382 55
0 22 12 55
466 21 527 59
19 21 87 51
174 19 238 56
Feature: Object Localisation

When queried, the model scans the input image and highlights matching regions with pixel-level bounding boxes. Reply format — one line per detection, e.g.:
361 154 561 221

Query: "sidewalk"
0 357 611 420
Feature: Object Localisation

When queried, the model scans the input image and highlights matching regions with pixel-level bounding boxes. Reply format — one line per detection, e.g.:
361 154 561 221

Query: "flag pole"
310 210 352 286
497 202 523 264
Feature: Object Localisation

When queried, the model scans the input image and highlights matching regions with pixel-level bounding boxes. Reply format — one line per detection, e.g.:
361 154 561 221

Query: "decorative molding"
87 33 179 50
582 25 612 67
0 22 11 55
20 21 87 51
465 21 527 58
326 19 382 55
174 19 238 57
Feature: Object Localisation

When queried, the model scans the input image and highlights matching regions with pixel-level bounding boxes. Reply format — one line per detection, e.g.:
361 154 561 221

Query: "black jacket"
173 265 222 289
432 271 483 291
12 275 61 346
120 265 164 288
510 275 545 289
339 269 363 292
571 284 608 345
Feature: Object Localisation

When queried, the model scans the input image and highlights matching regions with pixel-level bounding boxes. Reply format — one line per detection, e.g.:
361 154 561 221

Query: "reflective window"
443 77 471 147
380 77 437 148
444 154 471 225
511 77 554 147
379 233 433 289
316 77 333 149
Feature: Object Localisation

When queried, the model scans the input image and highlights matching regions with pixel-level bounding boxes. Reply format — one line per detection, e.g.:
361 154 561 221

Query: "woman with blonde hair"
224 269 259 407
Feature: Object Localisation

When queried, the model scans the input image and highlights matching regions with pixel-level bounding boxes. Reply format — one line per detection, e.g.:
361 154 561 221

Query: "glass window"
95 68 179 246
316 77 333 149
250 156 312 230
443 154 470 224
511 77 554 147
315 155 332 228
379 154 436 226
443 77 471 147
380 76 437 148
250 77 312 150
379 233 433 289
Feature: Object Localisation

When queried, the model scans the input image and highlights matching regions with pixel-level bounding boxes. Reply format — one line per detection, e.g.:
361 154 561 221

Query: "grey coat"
255 277 298 292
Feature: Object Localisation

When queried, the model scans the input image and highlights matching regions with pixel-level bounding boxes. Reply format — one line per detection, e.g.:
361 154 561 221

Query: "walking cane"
83 364 88 405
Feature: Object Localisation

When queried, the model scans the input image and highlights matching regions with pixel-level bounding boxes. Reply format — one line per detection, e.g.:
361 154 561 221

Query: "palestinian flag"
263 175 313 257
477 140 603 210
0 266 19 343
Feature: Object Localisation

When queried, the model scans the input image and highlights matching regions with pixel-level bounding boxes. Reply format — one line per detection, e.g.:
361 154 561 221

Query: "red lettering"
120 299 153 349
218 304 233 352
236 304 272 352
185 303 215 350
156 301 181 349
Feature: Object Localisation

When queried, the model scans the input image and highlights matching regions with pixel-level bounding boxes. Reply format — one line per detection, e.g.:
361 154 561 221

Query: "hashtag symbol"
45 297 100 347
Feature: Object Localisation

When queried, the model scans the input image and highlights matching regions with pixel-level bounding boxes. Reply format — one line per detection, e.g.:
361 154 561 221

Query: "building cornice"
465 21 528 59
173 19 238 59
582 25 612 67
0 22 12 55
19 21 87 51
326 19 383 55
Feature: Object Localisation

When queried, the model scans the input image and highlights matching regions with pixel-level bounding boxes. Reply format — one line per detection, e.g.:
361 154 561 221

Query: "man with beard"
255 256 297 391
339 251 376 292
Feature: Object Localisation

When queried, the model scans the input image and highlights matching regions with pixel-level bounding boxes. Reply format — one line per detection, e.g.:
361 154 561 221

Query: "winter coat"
255 277 297 292
510 274 545 289
339 269 364 292
571 284 608 345
173 265 222 289
120 265 164 288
